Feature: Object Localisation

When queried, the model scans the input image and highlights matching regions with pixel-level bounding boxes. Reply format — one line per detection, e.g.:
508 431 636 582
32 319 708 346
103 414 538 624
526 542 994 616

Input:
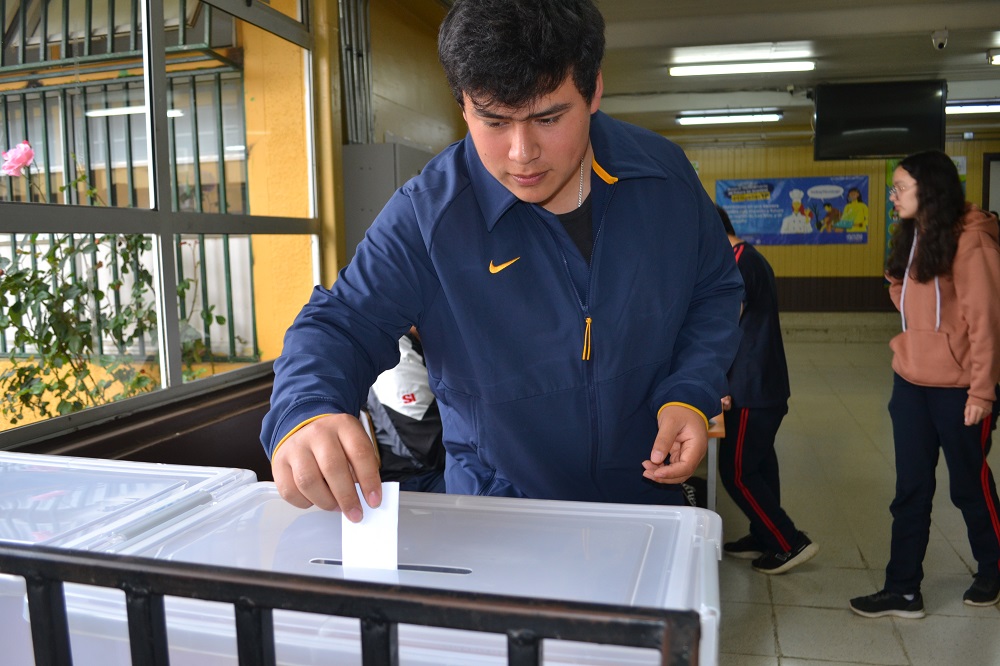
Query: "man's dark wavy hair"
885 150 966 282
438 0 605 110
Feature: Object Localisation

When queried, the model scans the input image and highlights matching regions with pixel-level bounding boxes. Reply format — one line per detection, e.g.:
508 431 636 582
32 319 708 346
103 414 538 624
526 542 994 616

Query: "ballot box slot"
309 558 472 575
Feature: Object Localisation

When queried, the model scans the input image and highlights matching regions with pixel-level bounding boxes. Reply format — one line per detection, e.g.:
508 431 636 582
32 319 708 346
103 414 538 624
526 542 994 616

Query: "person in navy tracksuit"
716 206 819 574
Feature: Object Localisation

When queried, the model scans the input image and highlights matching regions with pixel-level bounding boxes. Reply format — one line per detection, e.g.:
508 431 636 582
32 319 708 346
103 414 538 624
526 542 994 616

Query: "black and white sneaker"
850 590 925 619
723 534 764 559
963 575 1000 607
751 534 819 574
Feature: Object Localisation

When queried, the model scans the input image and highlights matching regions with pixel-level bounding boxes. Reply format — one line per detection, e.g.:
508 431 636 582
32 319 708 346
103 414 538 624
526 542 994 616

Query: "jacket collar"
466 111 670 231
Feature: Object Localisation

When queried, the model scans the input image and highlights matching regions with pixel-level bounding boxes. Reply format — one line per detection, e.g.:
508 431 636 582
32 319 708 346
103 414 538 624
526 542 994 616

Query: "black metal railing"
0 541 701 666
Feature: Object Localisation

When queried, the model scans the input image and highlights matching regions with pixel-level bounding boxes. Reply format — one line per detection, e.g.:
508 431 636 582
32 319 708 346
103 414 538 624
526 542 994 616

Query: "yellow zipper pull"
582 316 592 361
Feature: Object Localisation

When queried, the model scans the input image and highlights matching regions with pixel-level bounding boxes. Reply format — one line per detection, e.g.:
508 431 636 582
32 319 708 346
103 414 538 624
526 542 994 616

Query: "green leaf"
57 401 78 415
67 335 83 354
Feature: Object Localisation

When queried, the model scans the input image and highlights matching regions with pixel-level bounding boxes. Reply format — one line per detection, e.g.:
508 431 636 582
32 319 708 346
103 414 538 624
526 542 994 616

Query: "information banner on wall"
716 176 870 245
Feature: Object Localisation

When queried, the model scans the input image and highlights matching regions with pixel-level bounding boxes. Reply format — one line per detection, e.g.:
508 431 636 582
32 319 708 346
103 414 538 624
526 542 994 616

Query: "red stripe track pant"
720 403 801 553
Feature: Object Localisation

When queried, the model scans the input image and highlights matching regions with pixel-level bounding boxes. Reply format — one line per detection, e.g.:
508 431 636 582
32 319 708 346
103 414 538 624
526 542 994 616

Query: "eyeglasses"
888 183 913 198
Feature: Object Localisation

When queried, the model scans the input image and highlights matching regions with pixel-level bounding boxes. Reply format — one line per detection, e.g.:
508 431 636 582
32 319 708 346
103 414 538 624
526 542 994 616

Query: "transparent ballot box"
58 483 721 665
0 451 257 665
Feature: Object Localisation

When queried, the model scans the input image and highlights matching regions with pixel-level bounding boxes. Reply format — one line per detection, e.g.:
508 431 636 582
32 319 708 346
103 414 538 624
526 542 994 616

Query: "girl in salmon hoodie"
851 150 1000 618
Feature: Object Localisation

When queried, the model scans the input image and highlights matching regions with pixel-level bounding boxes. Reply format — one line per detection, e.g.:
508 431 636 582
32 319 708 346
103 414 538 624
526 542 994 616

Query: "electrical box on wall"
342 143 435 263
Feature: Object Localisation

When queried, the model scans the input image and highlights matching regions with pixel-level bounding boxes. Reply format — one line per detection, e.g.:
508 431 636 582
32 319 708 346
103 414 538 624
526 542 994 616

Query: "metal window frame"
203 0 311 50
0 0 317 446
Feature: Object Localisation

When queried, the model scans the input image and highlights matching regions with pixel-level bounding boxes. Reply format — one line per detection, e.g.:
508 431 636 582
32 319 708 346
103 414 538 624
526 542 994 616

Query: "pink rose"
2 141 34 177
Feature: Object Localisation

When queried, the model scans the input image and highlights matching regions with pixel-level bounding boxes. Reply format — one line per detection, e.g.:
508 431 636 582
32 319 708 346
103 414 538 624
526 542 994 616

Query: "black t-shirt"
557 195 594 263
728 241 790 407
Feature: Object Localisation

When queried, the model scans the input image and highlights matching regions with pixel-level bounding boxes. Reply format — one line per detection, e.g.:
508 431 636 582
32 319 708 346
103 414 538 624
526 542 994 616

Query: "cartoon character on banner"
780 188 815 233
838 187 869 232
821 203 842 232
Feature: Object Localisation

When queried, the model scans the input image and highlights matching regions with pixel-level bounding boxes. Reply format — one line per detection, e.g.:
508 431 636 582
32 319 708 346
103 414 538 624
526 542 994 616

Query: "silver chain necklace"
577 157 586 208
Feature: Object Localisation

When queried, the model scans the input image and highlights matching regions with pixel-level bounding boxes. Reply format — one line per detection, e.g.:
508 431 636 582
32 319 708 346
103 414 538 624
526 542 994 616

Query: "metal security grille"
0 73 247 208
0 541 701 666
0 75 257 365
0 1 256 368
1 0 235 69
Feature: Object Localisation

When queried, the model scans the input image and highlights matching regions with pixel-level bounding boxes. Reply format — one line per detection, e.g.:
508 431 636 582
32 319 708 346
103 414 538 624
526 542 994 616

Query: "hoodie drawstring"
899 229 941 333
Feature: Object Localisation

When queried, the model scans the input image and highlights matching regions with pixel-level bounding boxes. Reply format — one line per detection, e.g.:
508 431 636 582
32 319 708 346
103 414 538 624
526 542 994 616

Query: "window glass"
169 73 248 214
171 11 315 384
0 232 161 430
162 9 312 219
0 0 316 427
175 232 256 381
175 232 314 385
1 84 154 208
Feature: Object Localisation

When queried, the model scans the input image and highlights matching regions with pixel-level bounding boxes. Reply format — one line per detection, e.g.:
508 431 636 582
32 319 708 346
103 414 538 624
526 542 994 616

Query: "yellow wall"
247 0 464 359
312 0 346 287
686 138 1000 278
241 3 316 361
242 0 465 359
370 0 465 153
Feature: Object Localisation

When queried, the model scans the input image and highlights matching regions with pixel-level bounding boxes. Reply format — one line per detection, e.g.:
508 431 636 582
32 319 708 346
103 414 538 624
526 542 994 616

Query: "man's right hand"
271 414 383 523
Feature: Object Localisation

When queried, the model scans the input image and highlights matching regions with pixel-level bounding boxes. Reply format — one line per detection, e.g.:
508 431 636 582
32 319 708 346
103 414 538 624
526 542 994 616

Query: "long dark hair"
885 150 965 282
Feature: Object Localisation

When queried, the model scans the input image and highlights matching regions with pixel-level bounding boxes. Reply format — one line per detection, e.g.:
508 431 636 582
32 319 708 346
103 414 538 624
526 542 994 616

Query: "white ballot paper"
341 482 399 580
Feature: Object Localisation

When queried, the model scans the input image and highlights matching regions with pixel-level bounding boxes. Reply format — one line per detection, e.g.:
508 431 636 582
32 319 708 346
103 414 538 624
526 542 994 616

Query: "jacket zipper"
585 184 612 483
534 180 614 487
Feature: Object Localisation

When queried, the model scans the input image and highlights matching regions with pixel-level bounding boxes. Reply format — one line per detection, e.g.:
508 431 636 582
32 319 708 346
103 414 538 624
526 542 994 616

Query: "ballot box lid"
0 451 256 548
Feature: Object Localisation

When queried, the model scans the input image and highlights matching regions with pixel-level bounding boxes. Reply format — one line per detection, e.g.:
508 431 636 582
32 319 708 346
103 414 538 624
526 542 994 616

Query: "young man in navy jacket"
261 0 744 520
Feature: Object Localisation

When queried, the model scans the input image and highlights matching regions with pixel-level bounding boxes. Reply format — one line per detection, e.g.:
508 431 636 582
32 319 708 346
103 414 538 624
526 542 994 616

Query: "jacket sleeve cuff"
270 413 335 460
966 395 994 413
657 402 710 430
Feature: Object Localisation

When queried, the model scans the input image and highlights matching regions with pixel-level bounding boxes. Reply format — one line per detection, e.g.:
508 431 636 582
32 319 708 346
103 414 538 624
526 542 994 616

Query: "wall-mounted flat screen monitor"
813 79 947 160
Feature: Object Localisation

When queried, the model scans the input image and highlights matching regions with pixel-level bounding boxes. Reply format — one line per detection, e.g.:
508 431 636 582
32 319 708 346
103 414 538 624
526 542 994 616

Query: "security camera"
931 29 948 50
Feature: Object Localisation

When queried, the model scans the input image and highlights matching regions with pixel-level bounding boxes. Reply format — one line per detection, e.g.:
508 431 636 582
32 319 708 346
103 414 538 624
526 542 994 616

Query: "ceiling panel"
427 0 1000 146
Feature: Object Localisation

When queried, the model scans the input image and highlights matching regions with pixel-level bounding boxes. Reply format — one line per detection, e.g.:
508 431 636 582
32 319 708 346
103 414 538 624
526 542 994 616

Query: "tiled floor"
712 340 1000 666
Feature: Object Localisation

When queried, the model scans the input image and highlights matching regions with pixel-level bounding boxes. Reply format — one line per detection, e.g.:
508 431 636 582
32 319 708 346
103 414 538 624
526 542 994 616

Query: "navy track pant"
885 373 1000 593
719 403 800 553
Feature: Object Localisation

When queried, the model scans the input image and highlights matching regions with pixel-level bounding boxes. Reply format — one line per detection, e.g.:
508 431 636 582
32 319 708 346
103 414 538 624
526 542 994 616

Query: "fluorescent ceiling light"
669 61 815 77
85 106 183 118
946 104 1000 115
677 112 783 126
86 105 146 117
673 41 812 65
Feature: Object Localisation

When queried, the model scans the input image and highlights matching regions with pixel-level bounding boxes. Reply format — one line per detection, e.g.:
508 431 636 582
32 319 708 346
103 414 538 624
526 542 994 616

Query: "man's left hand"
641 404 708 484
